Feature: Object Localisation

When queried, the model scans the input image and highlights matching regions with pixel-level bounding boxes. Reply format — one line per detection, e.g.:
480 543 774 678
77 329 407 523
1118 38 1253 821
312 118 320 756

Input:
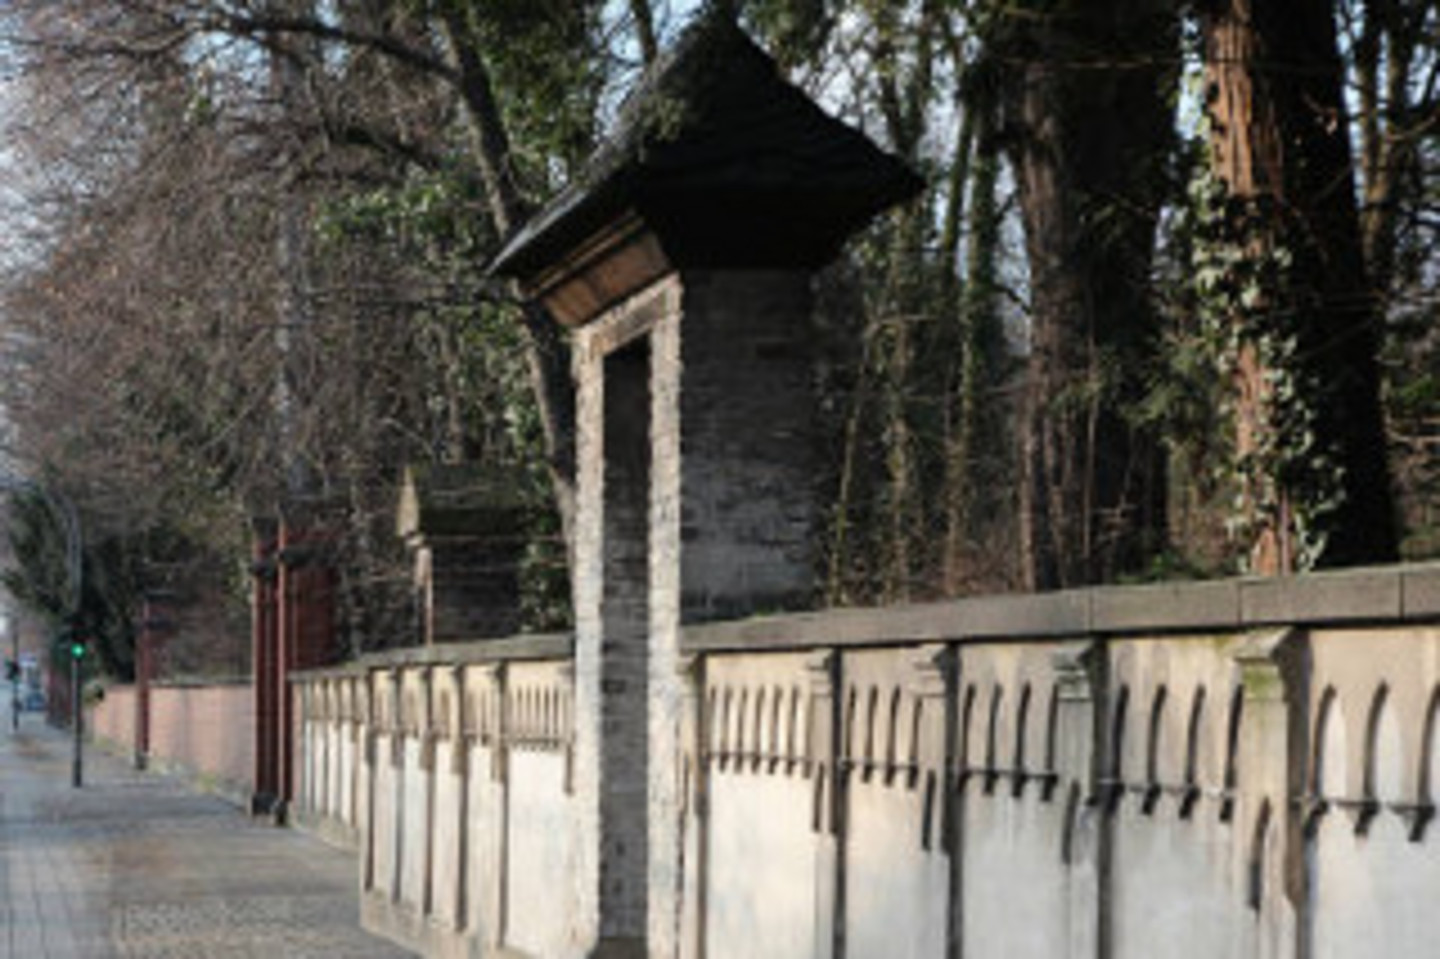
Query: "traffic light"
4 659 16 682
70 640 86 661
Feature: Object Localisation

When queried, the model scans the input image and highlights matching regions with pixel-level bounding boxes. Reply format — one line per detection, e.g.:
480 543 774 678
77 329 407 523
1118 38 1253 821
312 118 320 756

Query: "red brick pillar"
276 521 337 811
277 530 294 809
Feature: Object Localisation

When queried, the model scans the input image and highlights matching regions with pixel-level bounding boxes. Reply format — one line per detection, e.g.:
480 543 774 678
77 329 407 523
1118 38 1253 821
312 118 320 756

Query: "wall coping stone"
103 677 254 691
154 671 253 688
682 562 1440 653
290 632 572 682
287 563 1440 670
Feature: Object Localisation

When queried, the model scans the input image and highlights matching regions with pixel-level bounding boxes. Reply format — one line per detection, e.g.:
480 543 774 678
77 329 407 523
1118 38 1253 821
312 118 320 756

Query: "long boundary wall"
294 563 1440 958
90 679 255 804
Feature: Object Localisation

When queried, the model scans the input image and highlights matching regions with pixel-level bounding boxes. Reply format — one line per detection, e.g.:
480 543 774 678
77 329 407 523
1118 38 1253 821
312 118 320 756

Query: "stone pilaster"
571 320 606 953
676 653 708 959
1052 641 1105 959
649 301 686 956
1230 628 1305 959
473 662 507 952
571 282 682 957
806 650 841 959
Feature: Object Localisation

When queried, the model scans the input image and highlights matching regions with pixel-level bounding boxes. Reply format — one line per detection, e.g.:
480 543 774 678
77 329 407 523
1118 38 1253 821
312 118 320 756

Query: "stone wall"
294 563 1440 959
92 683 138 751
90 679 255 803
679 565 1440 959
293 635 575 959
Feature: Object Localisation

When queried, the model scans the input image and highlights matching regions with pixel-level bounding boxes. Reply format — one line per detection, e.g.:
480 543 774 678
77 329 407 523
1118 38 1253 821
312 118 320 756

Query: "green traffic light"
70 642 85 659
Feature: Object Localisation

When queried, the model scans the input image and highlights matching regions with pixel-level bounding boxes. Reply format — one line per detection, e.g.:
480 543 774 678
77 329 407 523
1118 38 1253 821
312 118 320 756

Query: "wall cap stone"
290 563 1440 668
151 676 253 690
682 562 1440 653
289 632 572 682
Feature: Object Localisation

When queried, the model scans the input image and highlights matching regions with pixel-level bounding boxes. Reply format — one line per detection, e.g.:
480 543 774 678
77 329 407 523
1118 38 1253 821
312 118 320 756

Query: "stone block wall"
418 539 526 642
293 563 1440 959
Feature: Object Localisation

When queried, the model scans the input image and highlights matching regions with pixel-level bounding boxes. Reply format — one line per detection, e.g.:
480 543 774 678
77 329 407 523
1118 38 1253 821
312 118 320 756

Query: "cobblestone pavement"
0 706 412 958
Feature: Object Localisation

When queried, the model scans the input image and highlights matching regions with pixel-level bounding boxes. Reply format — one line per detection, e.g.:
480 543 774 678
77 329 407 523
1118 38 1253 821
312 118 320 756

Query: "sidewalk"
0 710 412 958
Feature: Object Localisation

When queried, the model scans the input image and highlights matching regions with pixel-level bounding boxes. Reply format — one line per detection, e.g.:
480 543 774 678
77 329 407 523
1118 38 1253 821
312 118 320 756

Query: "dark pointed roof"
490 14 922 281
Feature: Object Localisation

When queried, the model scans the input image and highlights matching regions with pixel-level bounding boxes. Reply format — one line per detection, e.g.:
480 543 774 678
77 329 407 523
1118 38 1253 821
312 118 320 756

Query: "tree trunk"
1355 0 1421 306
943 105 1008 594
1002 0 1177 589
872 2 939 600
269 0 319 505
629 0 659 66
1202 0 1398 570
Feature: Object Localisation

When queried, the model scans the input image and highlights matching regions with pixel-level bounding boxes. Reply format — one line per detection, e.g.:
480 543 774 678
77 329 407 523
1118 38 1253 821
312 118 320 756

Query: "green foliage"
3 0 1434 635
465 0 609 183
1 492 72 622
317 169 494 263
1178 164 1345 571
315 164 568 629
743 0 833 69
1 491 139 680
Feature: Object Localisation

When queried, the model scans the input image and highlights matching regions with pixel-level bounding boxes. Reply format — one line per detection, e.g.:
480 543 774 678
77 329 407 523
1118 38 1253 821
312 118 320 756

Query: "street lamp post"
10 619 18 732
71 638 83 788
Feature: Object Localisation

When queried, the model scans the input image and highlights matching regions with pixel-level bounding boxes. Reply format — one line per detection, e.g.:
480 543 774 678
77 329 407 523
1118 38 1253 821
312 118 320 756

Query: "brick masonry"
567 268 823 955
673 270 817 621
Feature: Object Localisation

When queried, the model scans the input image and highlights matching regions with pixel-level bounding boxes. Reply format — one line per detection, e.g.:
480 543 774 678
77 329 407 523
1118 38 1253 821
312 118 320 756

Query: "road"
0 692 412 958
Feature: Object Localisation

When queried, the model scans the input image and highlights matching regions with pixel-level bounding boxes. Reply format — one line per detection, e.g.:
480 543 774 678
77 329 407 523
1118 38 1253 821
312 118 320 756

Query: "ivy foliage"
1183 164 1349 570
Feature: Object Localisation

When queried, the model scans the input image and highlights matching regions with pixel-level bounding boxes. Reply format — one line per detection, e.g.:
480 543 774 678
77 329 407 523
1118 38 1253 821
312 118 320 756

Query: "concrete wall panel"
507 750 580 958
707 771 819 959
290 579 1440 959
846 782 946 958
92 682 254 798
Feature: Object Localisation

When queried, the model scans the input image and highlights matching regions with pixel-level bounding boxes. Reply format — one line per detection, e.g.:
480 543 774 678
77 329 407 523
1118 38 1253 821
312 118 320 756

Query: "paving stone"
0 703 412 958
